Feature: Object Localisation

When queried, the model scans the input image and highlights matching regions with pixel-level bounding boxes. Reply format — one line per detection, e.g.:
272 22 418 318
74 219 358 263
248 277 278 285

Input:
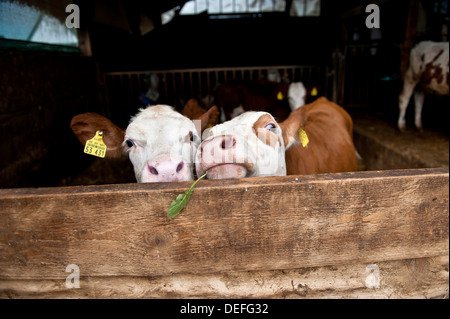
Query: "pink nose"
144 157 188 182
200 135 237 166
219 135 236 149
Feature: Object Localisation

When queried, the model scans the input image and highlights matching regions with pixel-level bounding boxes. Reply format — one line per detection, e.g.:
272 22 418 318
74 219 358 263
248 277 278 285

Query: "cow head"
195 111 300 179
71 105 218 183
287 82 307 111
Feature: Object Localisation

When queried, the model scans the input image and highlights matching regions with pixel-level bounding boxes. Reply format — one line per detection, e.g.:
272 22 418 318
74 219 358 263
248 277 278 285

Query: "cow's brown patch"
422 49 445 85
252 114 281 148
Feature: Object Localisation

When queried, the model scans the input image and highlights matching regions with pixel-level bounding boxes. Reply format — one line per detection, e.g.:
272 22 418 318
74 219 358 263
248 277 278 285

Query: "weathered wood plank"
0 168 448 280
1 256 448 299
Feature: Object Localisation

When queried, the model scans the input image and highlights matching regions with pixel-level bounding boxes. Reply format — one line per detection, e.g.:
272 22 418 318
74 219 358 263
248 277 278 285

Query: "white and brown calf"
71 105 217 183
196 111 287 179
196 97 357 179
398 41 449 131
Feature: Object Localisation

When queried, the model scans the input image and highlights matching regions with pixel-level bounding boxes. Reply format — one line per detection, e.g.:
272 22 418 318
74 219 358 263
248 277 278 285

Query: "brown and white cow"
216 80 307 122
196 97 357 179
71 105 218 183
398 41 449 131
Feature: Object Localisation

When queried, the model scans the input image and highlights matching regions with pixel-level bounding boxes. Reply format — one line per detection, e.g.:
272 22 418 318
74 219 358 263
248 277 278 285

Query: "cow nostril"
148 166 158 175
221 136 236 149
176 161 184 173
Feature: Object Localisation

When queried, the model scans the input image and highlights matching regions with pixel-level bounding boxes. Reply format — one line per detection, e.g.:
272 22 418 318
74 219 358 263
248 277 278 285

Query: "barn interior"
1 0 448 188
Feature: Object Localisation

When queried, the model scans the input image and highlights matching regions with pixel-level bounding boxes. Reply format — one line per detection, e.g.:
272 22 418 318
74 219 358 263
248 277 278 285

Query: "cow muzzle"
141 156 192 182
195 134 254 179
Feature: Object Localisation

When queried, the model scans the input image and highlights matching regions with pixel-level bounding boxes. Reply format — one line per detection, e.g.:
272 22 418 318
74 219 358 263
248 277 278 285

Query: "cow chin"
206 164 248 180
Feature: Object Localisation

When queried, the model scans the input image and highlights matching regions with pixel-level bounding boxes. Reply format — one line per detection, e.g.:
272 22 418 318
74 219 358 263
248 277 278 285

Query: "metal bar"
103 65 330 110
198 72 203 98
207 71 211 97
128 75 133 105
189 71 194 98
172 72 177 106
129 65 311 76
137 74 143 98
103 74 111 118
104 66 324 80
162 72 169 103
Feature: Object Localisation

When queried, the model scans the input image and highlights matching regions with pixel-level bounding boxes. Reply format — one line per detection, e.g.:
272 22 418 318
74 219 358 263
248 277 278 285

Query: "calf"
71 105 218 183
196 97 357 179
398 41 449 131
216 80 307 122
180 98 219 129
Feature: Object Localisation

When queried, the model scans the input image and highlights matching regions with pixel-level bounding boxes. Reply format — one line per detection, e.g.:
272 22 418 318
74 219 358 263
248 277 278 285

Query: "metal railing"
102 65 330 121
334 43 395 108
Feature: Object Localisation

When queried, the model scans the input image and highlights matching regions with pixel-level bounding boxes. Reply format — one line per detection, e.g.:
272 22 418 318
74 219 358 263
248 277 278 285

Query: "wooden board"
0 168 447 284
1 256 448 298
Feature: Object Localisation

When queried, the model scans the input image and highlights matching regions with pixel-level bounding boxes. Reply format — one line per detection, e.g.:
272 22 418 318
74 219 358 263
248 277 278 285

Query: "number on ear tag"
84 130 107 158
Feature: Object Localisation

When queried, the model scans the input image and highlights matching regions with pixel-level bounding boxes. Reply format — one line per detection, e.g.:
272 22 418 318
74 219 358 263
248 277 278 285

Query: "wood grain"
1 256 447 298
0 168 448 281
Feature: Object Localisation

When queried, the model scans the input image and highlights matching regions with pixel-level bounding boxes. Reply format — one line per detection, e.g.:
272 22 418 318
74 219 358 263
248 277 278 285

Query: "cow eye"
189 131 198 143
264 123 276 132
125 139 135 148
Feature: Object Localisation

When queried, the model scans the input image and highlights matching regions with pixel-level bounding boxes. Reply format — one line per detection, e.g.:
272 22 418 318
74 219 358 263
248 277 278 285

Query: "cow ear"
278 108 307 150
70 112 125 158
181 98 204 119
195 105 220 133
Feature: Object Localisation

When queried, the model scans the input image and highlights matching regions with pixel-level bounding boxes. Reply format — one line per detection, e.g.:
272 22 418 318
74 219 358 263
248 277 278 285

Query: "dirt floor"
351 111 449 171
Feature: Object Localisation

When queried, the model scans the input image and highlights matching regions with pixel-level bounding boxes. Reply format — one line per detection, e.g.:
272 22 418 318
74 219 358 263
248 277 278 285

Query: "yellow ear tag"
299 128 309 147
84 130 107 158
277 92 284 100
311 87 318 96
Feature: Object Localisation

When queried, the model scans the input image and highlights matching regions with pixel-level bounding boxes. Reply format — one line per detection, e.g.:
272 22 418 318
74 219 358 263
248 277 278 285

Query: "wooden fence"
0 168 448 298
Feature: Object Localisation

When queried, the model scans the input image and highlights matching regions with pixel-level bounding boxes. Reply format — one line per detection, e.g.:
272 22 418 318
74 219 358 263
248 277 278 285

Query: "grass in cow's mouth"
167 173 207 219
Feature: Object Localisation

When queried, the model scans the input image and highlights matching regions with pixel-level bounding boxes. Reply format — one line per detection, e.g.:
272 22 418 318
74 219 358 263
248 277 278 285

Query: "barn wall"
0 50 102 188
90 14 338 72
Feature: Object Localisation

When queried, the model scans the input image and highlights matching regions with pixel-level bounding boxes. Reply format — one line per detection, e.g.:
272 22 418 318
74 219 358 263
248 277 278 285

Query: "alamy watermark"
365 264 381 289
64 3 380 30
66 264 80 288
365 4 380 29
65 4 80 29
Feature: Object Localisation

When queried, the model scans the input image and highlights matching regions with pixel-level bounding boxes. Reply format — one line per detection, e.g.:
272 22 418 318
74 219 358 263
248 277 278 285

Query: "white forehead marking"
126 105 197 138
129 105 190 127
210 111 273 135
